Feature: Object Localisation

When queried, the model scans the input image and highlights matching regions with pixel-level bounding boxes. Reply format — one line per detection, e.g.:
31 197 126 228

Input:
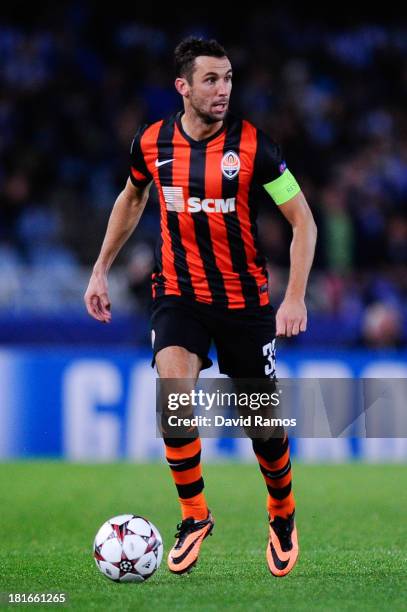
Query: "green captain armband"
263 169 301 205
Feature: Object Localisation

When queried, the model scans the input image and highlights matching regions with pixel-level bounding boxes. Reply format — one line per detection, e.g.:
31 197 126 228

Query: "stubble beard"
190 96 228 125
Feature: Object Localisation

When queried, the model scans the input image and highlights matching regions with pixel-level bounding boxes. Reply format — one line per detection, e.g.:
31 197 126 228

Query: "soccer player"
85 37 317 577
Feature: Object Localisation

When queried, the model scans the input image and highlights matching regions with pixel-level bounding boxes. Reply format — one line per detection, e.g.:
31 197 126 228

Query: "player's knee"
155 346 202 378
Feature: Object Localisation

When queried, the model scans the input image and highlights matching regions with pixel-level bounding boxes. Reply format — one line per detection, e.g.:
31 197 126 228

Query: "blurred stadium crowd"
0 5 406 347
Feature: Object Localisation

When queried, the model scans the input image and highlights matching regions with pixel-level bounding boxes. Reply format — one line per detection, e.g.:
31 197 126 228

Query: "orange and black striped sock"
252 433 295 519
164 436 208 521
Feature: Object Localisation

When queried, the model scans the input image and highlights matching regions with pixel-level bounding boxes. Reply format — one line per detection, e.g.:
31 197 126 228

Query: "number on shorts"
262 339 276 378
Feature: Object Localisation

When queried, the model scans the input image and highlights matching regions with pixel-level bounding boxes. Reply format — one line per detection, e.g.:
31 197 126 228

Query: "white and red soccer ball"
93 514 163 583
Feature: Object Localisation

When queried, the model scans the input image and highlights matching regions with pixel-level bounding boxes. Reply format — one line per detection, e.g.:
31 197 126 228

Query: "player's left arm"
255 128 317 336
275 191 317 337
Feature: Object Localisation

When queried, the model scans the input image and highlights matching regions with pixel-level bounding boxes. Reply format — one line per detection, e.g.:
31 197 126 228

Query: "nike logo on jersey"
155 158 175 167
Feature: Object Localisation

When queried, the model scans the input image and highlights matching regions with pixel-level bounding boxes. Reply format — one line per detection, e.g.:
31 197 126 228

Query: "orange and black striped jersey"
129 111 297 309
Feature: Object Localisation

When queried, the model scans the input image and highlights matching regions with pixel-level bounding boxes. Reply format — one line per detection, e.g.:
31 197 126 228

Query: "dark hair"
174 36 228 84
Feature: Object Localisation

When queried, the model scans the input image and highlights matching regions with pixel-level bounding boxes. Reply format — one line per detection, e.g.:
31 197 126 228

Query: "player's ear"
175 77 190 97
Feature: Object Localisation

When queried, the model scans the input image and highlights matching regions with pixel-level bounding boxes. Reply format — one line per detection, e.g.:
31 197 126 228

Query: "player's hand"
84 269 112 323
275 297 307 337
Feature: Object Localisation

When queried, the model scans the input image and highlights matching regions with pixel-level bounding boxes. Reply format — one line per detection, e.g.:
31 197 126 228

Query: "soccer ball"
93 514 163 583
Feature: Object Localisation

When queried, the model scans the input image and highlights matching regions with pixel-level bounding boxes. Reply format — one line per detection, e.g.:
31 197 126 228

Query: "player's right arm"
84 177 151 323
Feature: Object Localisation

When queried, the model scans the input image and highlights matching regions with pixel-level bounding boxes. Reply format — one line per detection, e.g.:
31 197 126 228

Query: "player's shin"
164 435 209 521
251 432 295 519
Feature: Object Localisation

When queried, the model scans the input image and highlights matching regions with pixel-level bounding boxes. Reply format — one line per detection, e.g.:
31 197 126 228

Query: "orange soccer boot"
266 510 299 577
167 512 215 574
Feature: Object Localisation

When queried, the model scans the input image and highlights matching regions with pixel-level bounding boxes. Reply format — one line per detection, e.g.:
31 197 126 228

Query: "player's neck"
181 110 223 142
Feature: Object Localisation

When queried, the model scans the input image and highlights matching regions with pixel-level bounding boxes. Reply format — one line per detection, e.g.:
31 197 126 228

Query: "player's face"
187 56 232 124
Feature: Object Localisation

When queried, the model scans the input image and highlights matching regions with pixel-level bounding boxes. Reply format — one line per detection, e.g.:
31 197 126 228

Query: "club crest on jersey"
221 150 240 180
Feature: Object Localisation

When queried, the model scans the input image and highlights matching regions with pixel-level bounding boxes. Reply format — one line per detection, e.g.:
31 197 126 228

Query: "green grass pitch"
0 462 406 611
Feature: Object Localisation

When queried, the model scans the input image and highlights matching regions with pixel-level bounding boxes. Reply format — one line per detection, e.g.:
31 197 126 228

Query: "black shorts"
150 295 277 378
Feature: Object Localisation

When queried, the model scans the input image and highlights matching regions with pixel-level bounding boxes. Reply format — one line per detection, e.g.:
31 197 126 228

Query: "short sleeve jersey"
129 112 301 309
